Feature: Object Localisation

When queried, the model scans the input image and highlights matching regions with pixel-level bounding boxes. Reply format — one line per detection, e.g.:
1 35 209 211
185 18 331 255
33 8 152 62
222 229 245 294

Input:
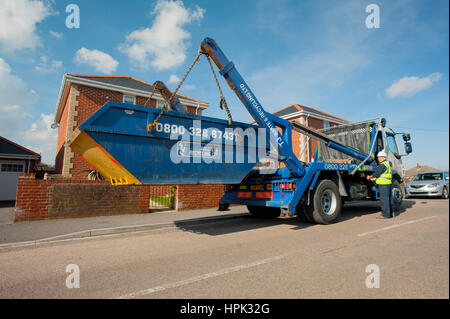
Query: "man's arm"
372 164 387 178
367 164 387 181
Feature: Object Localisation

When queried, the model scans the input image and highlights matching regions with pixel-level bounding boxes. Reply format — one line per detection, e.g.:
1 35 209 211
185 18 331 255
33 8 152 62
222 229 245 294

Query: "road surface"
0 198 448 299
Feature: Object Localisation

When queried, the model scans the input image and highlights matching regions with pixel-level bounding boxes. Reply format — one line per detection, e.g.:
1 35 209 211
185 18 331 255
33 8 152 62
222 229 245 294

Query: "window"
323 121 330 131
377 132 383 153
123 95 136 104
413 173 442 181
1 163 24 172
386 134 399 154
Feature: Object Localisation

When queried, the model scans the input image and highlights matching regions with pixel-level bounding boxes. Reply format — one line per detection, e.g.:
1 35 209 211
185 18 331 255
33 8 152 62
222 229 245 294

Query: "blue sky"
0 0 448 170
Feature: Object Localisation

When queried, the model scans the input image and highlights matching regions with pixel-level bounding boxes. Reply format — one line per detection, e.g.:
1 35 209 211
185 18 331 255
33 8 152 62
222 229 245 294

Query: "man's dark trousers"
379 184 392 218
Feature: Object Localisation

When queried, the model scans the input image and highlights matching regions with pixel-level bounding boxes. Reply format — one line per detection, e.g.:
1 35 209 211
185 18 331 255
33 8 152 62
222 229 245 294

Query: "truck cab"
374 123 412 200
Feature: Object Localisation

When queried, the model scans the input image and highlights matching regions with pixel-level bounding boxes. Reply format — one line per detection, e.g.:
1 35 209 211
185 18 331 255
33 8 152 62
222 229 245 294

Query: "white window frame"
0 162 25 172
123 95 136 104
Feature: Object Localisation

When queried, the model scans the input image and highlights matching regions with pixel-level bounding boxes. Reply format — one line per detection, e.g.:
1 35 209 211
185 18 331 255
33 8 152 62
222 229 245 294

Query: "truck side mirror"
402 133 411 142
404 142 412 154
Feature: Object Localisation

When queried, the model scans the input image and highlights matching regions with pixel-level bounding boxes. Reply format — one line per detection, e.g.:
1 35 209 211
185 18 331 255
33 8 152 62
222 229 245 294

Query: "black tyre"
295 205 312 223
308 179 342 225
247 205 280 218
442 187 449 199
247 205 261 216
391 179 403 212
218 203 229 211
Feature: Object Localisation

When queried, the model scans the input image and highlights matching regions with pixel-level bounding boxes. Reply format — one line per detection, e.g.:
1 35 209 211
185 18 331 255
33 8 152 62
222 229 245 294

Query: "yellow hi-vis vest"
376 161 392 185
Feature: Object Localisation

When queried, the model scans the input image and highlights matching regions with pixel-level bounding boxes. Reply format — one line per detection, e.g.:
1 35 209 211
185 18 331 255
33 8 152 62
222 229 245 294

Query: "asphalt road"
0 198 448 299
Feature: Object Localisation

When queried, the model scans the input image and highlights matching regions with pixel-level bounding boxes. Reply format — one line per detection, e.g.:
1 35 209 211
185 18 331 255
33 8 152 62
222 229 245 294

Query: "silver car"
406 171 449 199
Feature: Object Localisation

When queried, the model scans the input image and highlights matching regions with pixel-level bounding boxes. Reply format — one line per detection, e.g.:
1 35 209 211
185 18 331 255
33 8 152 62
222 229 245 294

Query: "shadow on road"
339 199 416 222
174 214 314 236
174 199 417 236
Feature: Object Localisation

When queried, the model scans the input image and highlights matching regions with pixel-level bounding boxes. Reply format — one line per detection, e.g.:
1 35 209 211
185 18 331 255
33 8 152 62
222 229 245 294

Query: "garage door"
0 160 26 201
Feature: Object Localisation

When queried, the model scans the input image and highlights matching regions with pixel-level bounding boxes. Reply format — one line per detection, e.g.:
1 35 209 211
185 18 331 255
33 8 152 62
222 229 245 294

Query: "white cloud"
75 48 119 74
0 58 37 113
385 73 443 98
49 30 63 39
168 74 180 84
0 57 38 146
35 56 63 73
23 113 57 164
0 58 57 164
183 84 196 90
0 0 52 52
119 0 205 70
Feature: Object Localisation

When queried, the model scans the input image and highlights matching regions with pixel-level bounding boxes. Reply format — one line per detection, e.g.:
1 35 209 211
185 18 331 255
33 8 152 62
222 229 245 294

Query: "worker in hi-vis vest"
367 149 393 219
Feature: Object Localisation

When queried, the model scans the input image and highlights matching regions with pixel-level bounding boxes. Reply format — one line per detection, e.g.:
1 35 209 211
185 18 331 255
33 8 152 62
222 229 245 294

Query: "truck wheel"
391 180 403 212
247 206 280 218
309 179 342 225
295 205 312 223
247 205 261 216
218 203 229 211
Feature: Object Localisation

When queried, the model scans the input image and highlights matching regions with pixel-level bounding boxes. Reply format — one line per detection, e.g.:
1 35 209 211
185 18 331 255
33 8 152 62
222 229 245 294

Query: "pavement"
0 197 438 247
0 203 249 246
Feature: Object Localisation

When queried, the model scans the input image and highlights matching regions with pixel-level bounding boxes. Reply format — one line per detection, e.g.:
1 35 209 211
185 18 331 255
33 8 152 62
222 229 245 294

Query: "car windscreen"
413 173 443 181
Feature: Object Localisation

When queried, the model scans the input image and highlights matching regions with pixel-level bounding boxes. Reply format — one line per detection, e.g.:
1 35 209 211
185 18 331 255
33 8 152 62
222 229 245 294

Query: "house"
53 74 209 179
0 136 41 201
272 104 351 162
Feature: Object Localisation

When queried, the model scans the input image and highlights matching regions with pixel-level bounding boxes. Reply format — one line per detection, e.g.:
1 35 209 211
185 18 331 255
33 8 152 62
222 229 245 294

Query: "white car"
406 171 449 199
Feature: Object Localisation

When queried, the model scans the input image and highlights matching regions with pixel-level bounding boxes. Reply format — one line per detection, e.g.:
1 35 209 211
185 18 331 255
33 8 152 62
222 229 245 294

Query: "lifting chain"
146 51 241 144
147 52 201 133
205 55 233 126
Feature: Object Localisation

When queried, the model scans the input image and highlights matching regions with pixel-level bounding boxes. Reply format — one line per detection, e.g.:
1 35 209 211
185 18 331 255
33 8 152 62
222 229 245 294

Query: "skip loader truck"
69 38 413 224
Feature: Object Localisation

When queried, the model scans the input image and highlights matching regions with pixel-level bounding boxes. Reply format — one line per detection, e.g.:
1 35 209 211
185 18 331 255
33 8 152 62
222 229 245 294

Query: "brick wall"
68 85 124 178
175 184 225 211
14 174 224 221
307 117 324 161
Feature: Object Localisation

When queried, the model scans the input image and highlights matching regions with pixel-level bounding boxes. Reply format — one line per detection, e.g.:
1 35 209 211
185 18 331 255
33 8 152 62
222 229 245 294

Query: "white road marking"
117 253 289 299
357 216 438 237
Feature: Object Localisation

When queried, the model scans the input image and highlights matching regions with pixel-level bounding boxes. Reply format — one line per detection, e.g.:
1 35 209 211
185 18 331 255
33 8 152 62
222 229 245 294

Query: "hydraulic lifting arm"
199 38 369 174
199 38 306 177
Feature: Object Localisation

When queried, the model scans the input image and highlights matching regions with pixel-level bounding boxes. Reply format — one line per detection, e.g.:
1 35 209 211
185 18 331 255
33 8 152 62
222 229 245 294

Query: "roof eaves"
296 104 351 123
0 136 41 157
66 74 209 106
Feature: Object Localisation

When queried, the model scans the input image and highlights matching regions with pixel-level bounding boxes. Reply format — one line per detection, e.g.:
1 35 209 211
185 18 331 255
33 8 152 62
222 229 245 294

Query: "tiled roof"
273 104 350 123
66 74 207 104
0 136 41 157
